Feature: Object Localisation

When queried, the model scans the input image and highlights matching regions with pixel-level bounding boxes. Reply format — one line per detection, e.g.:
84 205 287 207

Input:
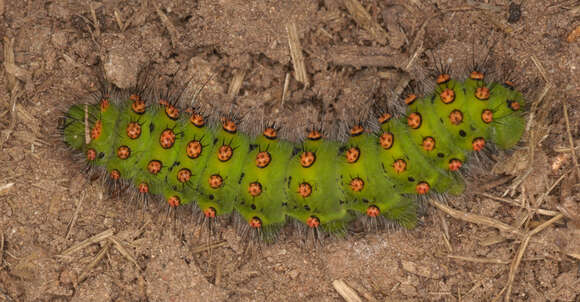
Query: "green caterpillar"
61 71 526 239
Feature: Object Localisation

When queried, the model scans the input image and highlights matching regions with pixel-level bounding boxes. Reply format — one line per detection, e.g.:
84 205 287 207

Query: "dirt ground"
0 0 579 301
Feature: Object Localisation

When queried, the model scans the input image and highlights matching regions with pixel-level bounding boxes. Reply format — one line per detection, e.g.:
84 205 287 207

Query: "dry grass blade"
65 192 85 240
286 22 309 87
88 1 100 37
530 55 552 86
448 255 510 264
108 236 140 270
405 44 423 71
479 193 560 217
0 230 4 266
114 9 129 32
215 259 222 286
227 69 246 99
0 183 14 196
347 280 378 302
343 0 388 44
438 212 453 252
566 252 580 260
79 242 111 282
429 199 522 236
528 214 565 236
59 228 114 256
1 36 23 150
281 72 291 105
562 100 580 181
155 4 179 48
333 279 362 302
191 240 228 254
502 214 565 302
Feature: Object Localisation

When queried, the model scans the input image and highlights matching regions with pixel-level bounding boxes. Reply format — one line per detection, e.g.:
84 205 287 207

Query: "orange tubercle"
138 182 149 193
249 217 262 228
87 148 96 161
110 169 120 180
378 113 392 124
404 94 417 105
475 87 490 100
416 182 430 194
366 205 380 217
436 73 450 84
448 159 462 171
307 129 322 140
167 196 180 207
470 71 484 80
204 207 216 218
440 88 455 104
306 216 320 228
407 112 422 129
472 137 486 151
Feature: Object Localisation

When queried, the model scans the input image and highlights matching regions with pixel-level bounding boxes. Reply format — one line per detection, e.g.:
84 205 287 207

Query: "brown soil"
1 0 579 301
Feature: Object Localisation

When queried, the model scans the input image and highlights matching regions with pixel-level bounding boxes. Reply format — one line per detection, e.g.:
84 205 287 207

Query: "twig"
227 69 246 99
113 9 130 32
566 252 580 260
529 214 565 237
525 83 552 132
333 279 362 302
109 236 140 270
502 167 533 197
502 214 564 302
0 183 14 195
0 230 4 266
281 72 291 106
448 255 510 264
492 286 507 302
438 212 453 252
59 228 114 256
405 43 423 71
191 240 227 254
530 55 551 86
65 192 85 240
215 259 222 286
1 36 22 150
478 193 560 217
79 242 111 282
155 4 179 48
286 22 309 87
562 99 580 181
554 145 580 152
343 0 388 44
347 280 378 302
429 199 522 236
88 1 101 37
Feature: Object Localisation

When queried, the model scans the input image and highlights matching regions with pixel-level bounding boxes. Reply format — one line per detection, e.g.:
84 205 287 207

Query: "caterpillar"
60 70 526 240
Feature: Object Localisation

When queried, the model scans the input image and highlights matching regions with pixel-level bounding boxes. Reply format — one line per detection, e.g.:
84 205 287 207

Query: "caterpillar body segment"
340 131 417 228
286 136 351 232
237 130 294 231
197 119 251 217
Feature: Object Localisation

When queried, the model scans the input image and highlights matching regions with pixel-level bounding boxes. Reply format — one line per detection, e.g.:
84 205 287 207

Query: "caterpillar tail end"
60 104 88 150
